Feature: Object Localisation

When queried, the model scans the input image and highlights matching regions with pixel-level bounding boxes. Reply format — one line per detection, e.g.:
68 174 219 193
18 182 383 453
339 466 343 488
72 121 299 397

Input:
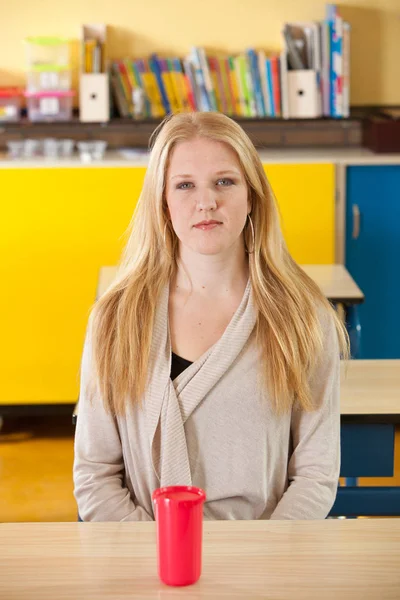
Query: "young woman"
73 111 349 521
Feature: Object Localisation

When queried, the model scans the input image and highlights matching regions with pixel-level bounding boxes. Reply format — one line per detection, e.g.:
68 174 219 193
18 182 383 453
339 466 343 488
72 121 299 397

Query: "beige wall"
1 0 399 105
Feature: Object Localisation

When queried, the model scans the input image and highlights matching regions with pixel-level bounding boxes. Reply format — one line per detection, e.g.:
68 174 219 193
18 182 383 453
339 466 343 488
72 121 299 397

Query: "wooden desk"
334 359 400 515
96 264 365 304
301 264 364 304
1 520 399 599
341 359 400 422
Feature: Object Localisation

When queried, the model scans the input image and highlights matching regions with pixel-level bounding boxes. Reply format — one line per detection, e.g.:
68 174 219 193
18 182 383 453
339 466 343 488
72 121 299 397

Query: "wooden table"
1 520 399 599
97 264 365 304
301 264 364 305
334 359 400 516
340 360 400 422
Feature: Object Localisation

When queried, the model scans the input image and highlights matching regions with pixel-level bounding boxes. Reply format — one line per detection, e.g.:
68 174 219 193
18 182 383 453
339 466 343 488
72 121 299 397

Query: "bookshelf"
0 114 362 150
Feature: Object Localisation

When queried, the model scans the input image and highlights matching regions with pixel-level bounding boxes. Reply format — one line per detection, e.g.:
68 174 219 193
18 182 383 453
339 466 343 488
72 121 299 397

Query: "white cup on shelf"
23 138 40 157
77 140 107 162
6 140 25 158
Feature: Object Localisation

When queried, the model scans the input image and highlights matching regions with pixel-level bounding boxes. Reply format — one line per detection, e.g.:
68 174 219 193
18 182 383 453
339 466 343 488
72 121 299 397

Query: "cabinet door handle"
352 204 360 240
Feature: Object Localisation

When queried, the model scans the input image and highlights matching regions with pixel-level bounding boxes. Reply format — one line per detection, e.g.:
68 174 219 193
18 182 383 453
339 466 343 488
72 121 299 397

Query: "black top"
171 351 193 381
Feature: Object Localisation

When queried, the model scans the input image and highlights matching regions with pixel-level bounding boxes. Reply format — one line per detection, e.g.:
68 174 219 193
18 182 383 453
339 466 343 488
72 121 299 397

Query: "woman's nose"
195 188 217 211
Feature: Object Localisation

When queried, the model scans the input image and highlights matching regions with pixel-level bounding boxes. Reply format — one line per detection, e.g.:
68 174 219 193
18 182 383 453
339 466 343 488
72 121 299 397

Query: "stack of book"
323 3 350 118
110 49 282 120
109 3 349 121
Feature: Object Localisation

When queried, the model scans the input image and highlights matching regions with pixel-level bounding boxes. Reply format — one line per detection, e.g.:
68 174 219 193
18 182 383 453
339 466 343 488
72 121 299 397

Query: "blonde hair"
88 112 349 416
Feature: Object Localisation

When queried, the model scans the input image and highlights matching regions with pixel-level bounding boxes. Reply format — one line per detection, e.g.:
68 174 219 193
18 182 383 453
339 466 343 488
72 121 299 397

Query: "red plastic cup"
152 485 206 587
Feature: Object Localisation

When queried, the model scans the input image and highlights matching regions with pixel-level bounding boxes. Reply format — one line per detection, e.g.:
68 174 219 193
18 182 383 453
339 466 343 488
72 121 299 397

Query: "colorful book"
189 48 211 111
169 58 188 112
215 57 229 114
183 58 200 110
327 4 343 118
145 58 165 117
159 59 179 113
167 58 183 112
258 51 271 117
266 59 275 117
223 57 235 116
118 61 134 114
270 56 281 117
123 59 136 91
342 22 350 118
208 56 223 112
131 61 151 118
247 49 265 117
321 20 331 116
110 63 130 118
149 54 171 114
196 47 217 111
279 48 289 119
135 59 157 118
244 53 257 117
228 56 241 116
236 55 250 117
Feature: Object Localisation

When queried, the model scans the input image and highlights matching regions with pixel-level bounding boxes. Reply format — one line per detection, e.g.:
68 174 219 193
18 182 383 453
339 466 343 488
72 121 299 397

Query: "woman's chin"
191 242 233 256
178 236 245 258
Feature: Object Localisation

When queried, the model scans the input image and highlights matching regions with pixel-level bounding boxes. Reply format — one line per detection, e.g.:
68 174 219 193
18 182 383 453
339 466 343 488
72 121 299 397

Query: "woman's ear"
163 197 171 220
247 189 253 214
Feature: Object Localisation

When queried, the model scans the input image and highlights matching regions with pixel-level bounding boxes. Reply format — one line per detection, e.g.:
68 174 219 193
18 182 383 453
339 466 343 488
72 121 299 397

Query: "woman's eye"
177 182 193 190
217 178 234 186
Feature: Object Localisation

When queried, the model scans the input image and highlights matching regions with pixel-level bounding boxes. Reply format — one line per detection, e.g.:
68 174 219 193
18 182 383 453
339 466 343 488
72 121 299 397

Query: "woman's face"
165 136 251 257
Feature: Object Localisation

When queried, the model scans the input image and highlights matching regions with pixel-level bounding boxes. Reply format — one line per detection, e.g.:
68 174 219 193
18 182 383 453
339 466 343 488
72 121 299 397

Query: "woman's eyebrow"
170 169 240 180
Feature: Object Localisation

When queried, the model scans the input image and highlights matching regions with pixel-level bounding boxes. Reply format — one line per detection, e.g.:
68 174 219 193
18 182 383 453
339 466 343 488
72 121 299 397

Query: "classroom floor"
1 415 400 522
0 416 77 522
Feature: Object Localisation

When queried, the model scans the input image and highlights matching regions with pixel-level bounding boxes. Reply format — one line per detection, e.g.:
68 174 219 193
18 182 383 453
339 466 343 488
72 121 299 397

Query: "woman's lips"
194 221 222 230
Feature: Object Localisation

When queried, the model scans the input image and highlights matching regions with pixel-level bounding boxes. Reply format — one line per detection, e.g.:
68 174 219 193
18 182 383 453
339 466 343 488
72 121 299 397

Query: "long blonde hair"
88 112 349 415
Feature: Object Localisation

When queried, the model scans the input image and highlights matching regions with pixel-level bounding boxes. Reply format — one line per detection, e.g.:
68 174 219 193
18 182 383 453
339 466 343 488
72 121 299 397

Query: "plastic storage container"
24 37 70 69
26 66 71 92
24 90 74 122
0 88 22 122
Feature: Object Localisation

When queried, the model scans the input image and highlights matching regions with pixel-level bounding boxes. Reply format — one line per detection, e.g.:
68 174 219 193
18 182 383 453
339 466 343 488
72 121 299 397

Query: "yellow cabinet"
0 167 145 405
1 162 335 406
264 163 335 264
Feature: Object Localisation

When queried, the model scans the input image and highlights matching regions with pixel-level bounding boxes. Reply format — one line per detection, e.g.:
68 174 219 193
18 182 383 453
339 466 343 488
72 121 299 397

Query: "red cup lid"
152 486 206 506
0 87 23 98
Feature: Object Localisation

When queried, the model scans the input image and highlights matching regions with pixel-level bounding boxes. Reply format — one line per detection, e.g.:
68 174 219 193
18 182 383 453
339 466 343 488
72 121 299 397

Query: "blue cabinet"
345 166 400 359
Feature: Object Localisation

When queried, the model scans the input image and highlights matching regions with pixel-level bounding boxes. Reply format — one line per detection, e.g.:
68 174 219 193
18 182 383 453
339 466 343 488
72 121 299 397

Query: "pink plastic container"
152 486 206 587
24 90 74 122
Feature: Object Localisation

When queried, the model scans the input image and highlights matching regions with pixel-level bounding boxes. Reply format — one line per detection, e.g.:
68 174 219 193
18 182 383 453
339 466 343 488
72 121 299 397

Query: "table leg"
345 304 362 359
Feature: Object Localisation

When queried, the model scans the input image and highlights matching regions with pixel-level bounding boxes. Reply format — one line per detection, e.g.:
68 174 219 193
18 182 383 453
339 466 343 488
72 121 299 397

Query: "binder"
281 22 322 119
287 70 321 119
79 24 109 122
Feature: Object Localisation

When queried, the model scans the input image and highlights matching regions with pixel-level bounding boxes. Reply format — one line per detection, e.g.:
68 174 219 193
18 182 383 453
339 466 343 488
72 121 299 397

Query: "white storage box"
287 70 322 119
79 73 109 122
24 90 75 122
24 37 70 69
0 88 22 122
26 67 71 92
